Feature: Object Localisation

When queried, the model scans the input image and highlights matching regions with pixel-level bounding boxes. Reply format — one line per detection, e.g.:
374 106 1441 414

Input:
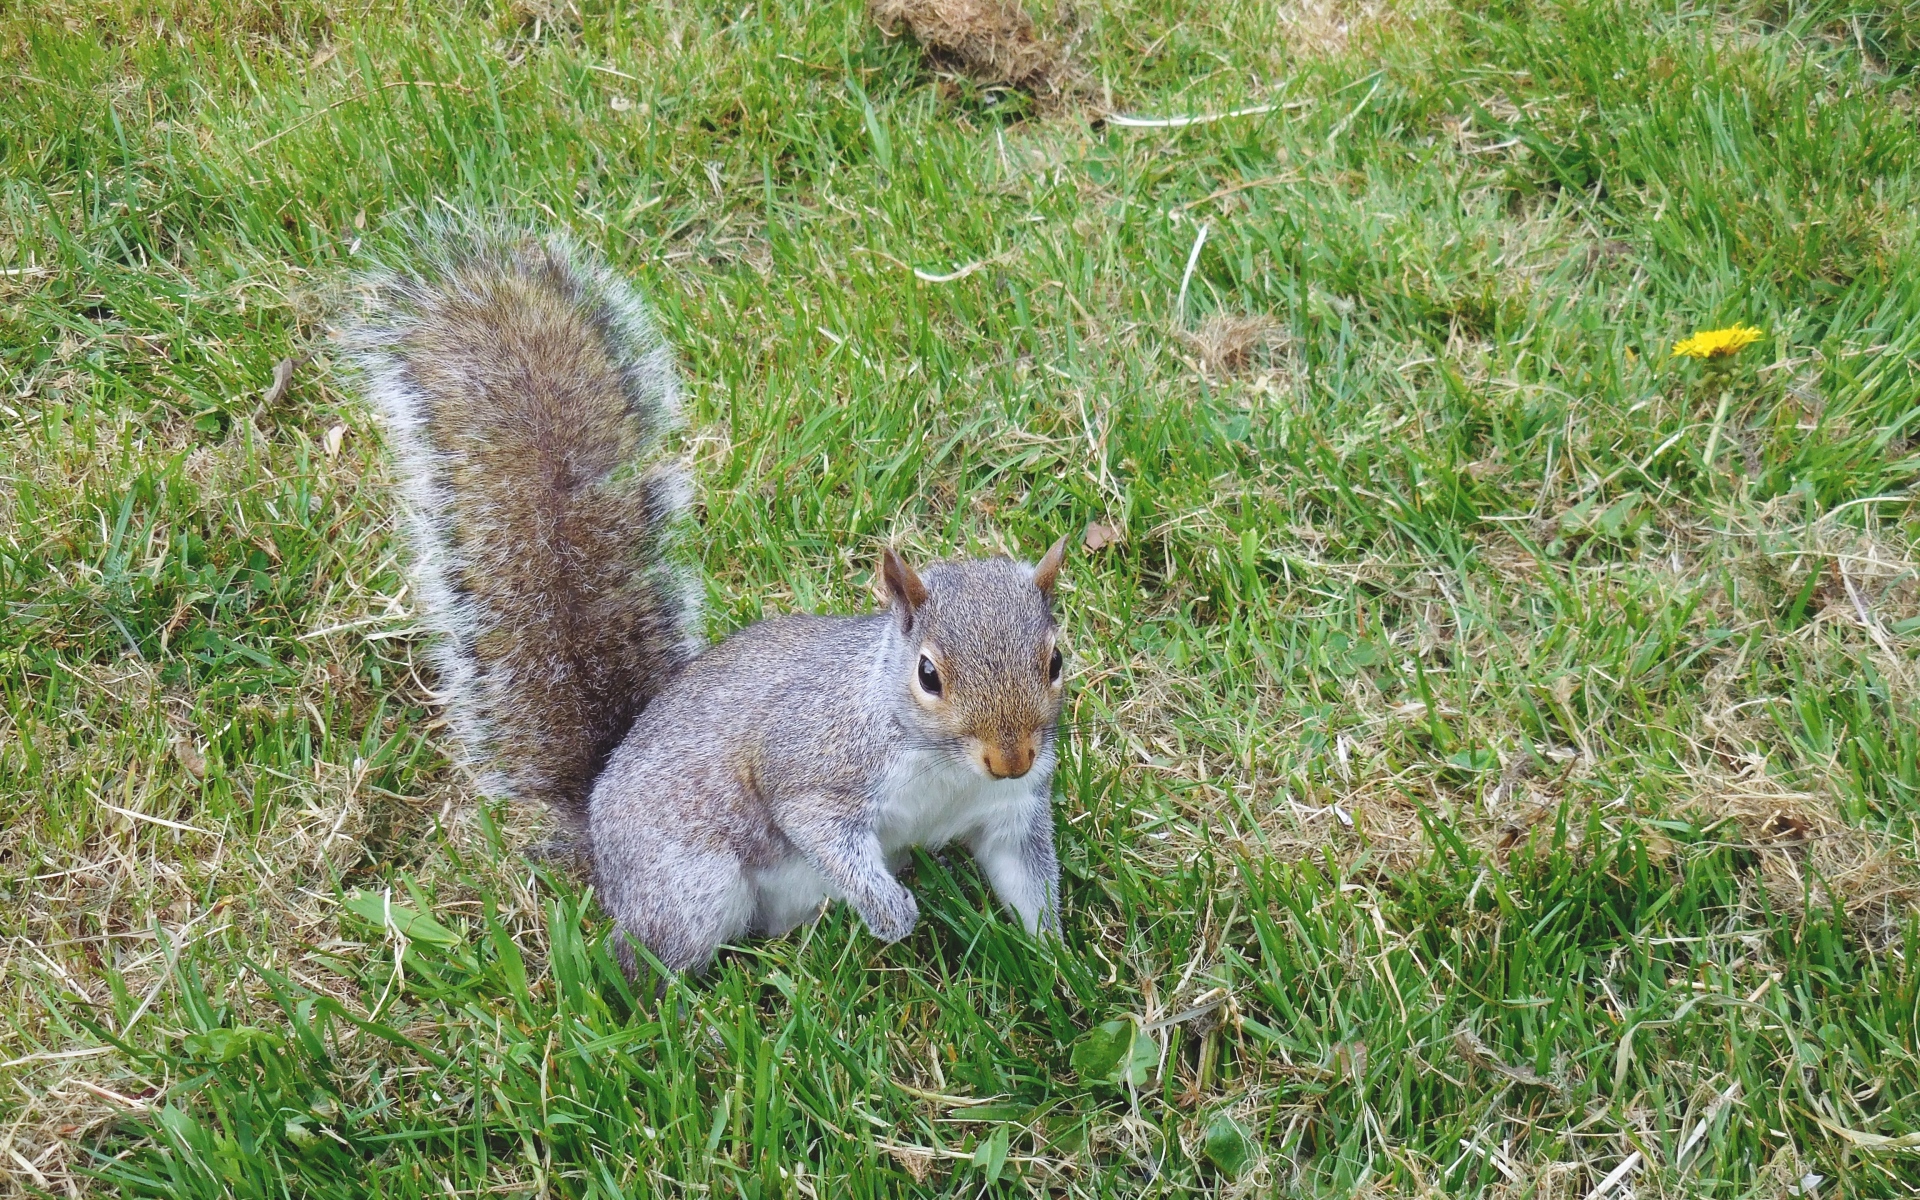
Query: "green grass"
5 0 1920 1194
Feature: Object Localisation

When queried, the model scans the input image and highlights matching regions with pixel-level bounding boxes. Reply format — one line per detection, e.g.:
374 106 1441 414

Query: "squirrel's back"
341 232 701 821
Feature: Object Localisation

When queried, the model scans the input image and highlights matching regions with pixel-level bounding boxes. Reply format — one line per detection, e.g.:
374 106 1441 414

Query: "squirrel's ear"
1031 534 1069 597
881 548 929 631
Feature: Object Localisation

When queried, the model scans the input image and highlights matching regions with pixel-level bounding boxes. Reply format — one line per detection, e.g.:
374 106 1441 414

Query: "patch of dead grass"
1276 0 1412 58
1179 313 1285 380
870 0 1080 99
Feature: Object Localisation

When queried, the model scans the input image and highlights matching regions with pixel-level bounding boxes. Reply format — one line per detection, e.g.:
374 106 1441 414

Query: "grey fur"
342 229 1068 977
593 553 1066 974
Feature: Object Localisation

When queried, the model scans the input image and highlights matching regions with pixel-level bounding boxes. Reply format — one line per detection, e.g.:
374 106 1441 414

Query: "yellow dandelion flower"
1672 325 1763 360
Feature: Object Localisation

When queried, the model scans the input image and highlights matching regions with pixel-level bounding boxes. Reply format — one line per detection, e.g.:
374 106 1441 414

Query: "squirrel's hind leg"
596 840 755 978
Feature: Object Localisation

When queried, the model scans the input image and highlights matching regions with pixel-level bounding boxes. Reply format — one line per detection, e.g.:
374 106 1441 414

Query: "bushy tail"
341 231 701 822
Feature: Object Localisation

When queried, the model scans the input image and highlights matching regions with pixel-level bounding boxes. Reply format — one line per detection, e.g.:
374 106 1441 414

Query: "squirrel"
342 230 1070 976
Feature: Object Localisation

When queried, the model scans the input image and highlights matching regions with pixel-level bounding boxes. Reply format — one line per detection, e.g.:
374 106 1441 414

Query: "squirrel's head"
881 539 1069 781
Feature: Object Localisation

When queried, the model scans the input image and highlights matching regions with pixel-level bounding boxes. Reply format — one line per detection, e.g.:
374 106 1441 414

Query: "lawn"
5 0 1920 1194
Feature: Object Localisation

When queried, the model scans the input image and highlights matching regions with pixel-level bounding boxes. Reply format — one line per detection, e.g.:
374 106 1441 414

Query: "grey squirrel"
342 231 1069 975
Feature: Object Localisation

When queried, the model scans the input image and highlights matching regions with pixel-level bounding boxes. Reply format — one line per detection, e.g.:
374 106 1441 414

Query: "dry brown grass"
870 0 1080 98
1276 0 1417 58
1179 313 1285 380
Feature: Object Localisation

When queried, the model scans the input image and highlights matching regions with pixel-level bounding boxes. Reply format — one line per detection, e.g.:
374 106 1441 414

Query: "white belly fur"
874 746 1036 865
744 746 1038 935
749 854 833 937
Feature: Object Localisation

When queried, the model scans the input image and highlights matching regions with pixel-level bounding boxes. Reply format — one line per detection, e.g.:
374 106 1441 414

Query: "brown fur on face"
885 547 1066 780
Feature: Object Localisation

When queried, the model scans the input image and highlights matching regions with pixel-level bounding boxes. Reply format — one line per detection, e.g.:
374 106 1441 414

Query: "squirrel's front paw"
862 888 919 943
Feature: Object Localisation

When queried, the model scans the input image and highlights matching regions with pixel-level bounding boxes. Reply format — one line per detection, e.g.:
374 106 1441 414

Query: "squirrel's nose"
984 737 1036 779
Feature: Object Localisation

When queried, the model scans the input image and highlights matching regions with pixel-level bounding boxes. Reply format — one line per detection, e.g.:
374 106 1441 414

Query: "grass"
4 0 1920 1193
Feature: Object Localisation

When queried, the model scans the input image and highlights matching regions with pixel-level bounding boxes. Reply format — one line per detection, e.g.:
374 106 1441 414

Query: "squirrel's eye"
1048 647 1063 683
917 655 943 696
